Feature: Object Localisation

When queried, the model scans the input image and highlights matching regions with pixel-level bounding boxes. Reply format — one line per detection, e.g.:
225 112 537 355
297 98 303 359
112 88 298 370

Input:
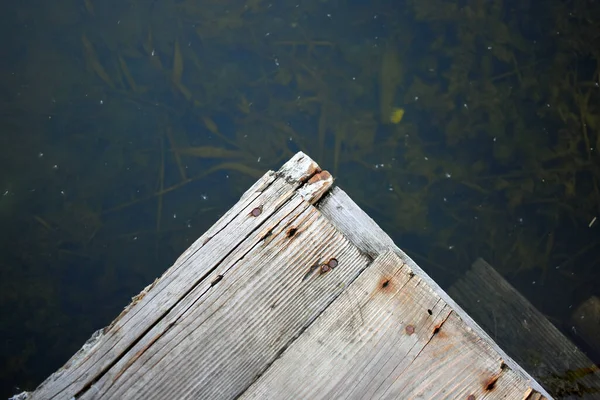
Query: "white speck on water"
201 194 208 200
257 156 261 163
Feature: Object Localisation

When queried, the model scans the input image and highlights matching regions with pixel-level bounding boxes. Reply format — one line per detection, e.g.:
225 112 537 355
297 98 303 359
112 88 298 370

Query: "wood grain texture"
83 199 370 399
317 186 553 399
28 152 327 400
449 258 600 398
24 152 553 400
242 250 538 400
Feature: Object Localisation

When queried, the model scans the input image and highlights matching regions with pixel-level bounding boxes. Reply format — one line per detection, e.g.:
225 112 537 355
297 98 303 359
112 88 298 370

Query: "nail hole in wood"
485 376 498 391
287 227 298 237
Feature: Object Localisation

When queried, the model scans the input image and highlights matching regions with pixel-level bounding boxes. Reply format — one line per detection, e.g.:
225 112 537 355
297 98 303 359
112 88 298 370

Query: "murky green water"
1 0 599 397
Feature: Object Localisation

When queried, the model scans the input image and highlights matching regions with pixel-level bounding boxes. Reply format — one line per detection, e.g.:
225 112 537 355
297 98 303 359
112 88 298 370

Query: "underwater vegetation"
1 0 600 397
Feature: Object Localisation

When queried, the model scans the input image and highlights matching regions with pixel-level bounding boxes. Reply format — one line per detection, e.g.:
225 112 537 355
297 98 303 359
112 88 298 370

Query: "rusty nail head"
405 324 415 335
327 258 338 268
467 395 475 400
320 264 331 273
251 206 262 217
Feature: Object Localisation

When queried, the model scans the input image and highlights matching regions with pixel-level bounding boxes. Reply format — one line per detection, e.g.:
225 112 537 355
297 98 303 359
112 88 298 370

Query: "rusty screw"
467 395 475 400
320 264 331 273
405 324 415 335
327 258 338 268
250 206 262 217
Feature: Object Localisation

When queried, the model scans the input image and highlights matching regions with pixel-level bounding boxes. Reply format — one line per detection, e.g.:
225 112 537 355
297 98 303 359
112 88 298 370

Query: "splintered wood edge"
298 171 333 204
278 151 321 183
278 151 333 204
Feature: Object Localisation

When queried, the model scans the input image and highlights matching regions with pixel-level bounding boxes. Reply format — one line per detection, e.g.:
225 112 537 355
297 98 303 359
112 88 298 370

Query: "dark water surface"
1 0 600 398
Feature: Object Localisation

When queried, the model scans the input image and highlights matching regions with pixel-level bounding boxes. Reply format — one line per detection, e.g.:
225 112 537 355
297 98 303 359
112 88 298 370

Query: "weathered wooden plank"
82 195 367 398
317 186 553 399
83 200 370 398
241 250 539 399
23 152 553 400
448 258 600 398
29 152 324 400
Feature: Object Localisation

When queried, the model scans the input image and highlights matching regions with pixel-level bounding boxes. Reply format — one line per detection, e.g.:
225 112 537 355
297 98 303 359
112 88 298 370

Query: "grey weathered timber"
242 250 541 399
21 152 551 400
448 258 600 398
